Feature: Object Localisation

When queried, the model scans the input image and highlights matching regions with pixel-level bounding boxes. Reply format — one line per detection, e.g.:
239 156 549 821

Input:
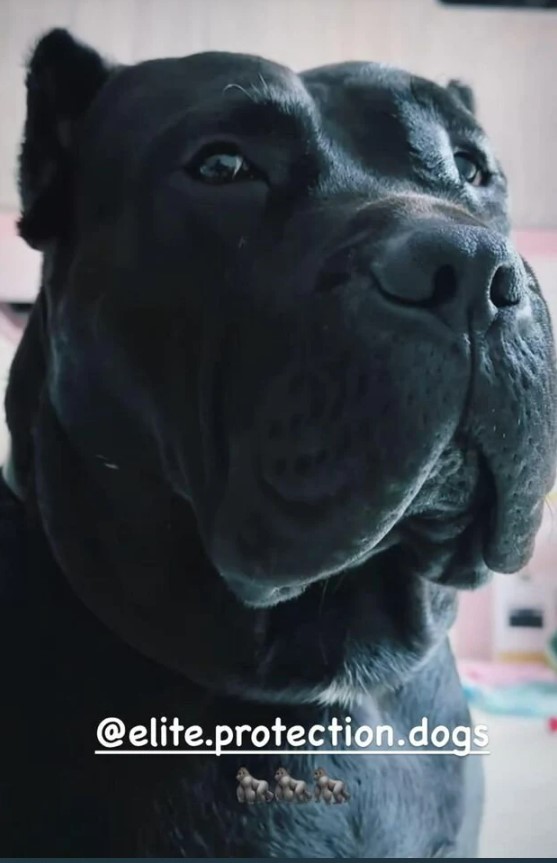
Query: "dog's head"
7 29 556 702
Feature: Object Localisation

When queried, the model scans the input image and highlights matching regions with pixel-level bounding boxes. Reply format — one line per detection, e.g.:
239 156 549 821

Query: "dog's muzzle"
257 220 529 507
202 204 554 607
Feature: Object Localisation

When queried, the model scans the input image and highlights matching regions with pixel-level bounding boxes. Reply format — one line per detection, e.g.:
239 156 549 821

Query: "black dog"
1 28 555 857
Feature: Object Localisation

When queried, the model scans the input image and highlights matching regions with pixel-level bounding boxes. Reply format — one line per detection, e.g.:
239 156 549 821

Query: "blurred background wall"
1 0 556 227
1 0 557 664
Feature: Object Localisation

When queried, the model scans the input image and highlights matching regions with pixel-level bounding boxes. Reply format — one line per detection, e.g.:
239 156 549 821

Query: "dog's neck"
12 389 458 708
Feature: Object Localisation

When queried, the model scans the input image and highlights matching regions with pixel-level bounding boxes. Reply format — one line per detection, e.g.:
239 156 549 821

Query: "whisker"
223 83 257 102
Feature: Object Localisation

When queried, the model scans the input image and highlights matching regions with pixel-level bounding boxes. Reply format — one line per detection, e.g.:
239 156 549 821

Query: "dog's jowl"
1 28 556 857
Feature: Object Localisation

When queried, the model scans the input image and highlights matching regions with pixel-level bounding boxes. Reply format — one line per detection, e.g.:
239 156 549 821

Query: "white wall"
0 0 557 226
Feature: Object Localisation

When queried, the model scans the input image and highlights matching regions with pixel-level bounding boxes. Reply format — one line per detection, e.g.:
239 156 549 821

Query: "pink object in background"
454 499 557 662
458 660 556 686
452 583 495 661
0 212 41 303
0 310 23 344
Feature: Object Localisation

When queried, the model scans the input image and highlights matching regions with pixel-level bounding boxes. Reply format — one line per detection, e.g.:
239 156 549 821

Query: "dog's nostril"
490 265 521 308
431 264 458 307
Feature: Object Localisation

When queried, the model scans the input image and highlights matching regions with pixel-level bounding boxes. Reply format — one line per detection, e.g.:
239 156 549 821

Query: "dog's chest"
0 481 479 858
139 749 472 858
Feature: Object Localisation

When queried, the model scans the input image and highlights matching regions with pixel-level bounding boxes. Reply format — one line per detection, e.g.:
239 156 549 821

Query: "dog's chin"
208 503 393 609
204 431 548 611
205 455 416 603
208 492 404 609
220 575 308 608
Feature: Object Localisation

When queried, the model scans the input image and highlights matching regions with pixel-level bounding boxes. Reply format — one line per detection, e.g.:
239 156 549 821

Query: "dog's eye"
453 151 486 187
188 146 260 184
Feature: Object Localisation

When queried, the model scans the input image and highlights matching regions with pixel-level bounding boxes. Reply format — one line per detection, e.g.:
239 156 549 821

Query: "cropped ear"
446 79 476 116
18 28 112 250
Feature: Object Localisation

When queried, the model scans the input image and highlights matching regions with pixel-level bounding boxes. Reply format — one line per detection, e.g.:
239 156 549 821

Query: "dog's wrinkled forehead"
304 63 489 180
77 53 312 169
73 52 318 221
84 52 306 132
75 53 502 220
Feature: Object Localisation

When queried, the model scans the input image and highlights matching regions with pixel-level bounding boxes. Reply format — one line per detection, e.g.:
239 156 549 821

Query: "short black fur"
1 29 555 857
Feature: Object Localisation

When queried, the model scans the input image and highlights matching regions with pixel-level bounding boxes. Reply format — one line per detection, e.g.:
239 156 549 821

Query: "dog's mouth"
208 435 501 608
198 262 555 610
207 393 552 611
202 349 548 609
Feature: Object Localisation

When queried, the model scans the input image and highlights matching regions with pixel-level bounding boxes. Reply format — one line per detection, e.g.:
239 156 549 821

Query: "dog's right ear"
18 28 112 250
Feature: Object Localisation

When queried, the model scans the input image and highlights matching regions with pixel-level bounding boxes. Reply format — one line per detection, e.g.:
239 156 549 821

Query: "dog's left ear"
446 79 476 115
18 28 113 250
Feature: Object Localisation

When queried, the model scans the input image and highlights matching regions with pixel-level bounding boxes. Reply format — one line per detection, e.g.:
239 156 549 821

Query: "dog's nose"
371 224 526 331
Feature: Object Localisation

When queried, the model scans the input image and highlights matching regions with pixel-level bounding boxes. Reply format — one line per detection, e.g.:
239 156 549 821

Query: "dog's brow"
408 79 488 143
218 86 319 143
223 77 316 119
443 119 489 149
224 77 297 103
223 83 259 103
